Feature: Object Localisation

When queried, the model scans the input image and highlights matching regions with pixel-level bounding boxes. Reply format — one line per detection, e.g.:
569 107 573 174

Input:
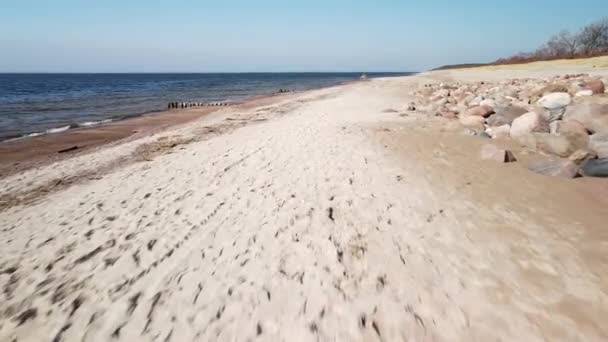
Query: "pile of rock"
413 75 608 178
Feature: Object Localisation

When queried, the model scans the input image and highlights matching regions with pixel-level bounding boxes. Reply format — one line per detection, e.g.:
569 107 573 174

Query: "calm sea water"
0 73 412 141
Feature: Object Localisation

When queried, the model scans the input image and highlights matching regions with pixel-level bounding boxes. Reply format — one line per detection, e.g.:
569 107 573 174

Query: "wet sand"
0 93 292 178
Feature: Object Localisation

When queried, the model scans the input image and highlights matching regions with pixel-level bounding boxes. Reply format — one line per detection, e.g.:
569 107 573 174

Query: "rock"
434 98 448 106
584 79 605 94
459 115 486 131
486 125 510 139
434 89 450 98
557 119 589 137
580 158 608 177
479 99 496 109
480 144 516 163
468 96 484 107
575 89 594 97
527 159 579 178
538 92 572 121
510 112 549 141
564 102 608 134
537 84 570 96
486 105 528 126
466 105 494 118
534 133 583 158
589 133 608 158
538 92 572 109
407 103 416 111
568 149 596 164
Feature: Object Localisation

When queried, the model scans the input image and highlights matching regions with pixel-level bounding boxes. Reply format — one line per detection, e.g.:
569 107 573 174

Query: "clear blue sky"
1 0 607 72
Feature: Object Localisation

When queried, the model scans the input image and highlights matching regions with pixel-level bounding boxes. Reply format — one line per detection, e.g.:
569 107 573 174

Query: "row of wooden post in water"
168 101 232 109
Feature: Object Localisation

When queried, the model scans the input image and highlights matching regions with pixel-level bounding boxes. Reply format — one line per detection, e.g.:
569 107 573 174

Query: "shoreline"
0 90 298 177
0 75 380 177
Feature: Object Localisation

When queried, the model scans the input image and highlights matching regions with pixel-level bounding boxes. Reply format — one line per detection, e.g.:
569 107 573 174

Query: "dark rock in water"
528 159 578 178
580 158 608 177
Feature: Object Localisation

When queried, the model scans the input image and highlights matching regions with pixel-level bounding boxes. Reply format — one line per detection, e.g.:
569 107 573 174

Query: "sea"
0 72 412 141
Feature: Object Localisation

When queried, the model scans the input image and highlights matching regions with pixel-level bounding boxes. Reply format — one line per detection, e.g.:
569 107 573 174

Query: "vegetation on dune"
494 17 608 65
434 17 608 70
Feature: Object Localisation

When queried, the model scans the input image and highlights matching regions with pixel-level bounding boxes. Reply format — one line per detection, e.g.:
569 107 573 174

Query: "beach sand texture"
1 62 608 341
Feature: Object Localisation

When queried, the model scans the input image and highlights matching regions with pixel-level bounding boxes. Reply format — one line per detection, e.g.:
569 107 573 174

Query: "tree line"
494 17 608 65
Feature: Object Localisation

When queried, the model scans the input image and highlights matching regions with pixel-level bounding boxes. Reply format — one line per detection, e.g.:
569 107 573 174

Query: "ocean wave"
45 125 73 134
78 119 112 127
2 119 115 142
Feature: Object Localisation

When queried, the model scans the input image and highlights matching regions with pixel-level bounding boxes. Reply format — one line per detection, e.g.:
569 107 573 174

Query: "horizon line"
0 71 418 74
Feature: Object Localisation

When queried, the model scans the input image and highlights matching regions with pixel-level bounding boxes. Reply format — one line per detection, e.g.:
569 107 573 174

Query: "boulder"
510 112 549 141
486 124 511 139
557 119 589 137
527 159 579 178
480 144 517 163
564 102 608 134
568 149 597 164
538 92 572 107
486 105 528 126
531 84 570 102
466 105 494 118
479 99 496 109
534 133 583 158
538 92 572 121
584 79 605 94
459 115 486 131
580 158 608 177
589 133 608 158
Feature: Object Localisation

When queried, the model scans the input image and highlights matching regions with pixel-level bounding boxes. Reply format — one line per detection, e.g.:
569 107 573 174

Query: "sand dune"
1 65 608 341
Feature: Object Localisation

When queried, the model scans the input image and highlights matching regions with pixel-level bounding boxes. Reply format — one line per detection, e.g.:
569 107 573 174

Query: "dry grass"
474 56 608 71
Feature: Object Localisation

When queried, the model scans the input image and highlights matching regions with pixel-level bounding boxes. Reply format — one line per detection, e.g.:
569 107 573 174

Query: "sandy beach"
2 59 608 341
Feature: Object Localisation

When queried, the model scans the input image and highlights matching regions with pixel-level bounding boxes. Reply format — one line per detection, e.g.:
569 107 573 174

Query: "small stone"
480 144 517 163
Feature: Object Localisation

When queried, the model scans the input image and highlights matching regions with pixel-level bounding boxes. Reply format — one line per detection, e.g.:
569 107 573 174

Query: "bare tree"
578 17 608 55
546 30 579 57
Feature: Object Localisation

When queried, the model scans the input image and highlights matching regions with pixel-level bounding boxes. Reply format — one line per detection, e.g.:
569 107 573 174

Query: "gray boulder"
580 158 608 177
527 159 579 178
589 133 608 158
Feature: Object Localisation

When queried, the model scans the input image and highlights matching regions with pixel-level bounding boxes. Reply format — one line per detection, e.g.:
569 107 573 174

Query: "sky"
1 0 607 72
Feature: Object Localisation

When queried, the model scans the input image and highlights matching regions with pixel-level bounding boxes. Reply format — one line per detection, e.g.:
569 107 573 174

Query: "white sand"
1 62 608 341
